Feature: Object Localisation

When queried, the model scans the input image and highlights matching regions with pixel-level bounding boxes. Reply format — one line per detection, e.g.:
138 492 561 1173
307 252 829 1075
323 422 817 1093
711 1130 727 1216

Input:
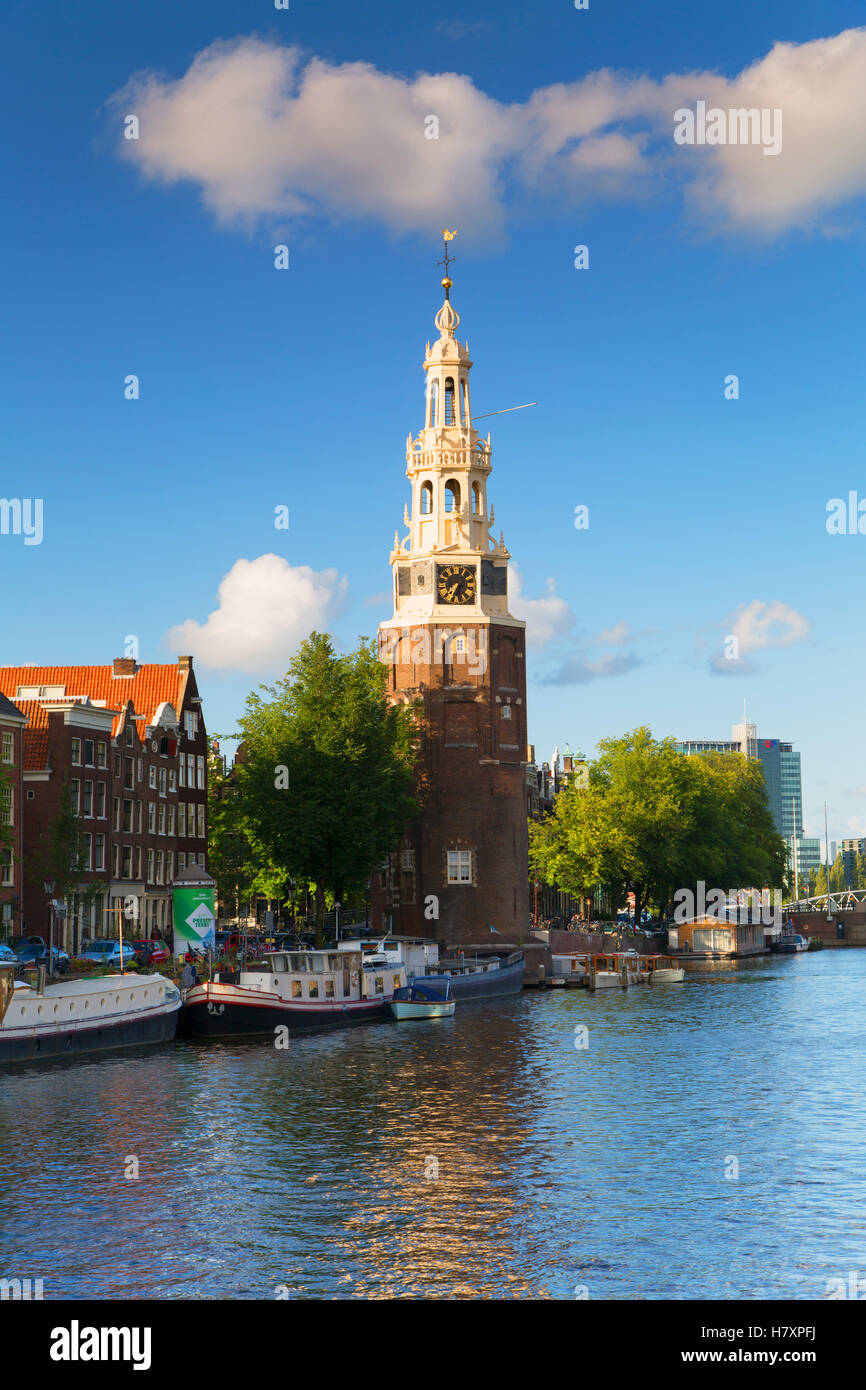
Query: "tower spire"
438 228 457 299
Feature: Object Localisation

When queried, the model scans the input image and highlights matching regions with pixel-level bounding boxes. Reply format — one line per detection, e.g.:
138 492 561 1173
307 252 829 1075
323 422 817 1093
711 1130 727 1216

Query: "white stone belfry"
385 272 519 629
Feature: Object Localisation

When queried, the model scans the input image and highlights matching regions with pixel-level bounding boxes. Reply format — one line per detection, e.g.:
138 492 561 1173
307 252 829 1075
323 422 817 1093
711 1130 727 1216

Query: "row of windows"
70 786 205 838
73 741 206 791
282 974 401 1000
80 839 206 882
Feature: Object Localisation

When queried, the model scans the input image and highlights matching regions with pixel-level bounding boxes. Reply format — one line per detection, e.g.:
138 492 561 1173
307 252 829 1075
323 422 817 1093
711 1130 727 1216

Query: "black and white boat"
180 947 407 1039
0 963 181 1063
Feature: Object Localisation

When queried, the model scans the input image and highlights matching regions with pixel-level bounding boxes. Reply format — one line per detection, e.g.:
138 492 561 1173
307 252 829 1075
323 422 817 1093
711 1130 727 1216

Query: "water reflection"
1 951 864 1299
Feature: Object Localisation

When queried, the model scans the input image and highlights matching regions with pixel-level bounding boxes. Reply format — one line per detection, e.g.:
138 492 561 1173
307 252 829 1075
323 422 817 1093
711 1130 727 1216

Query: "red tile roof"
0 665 192 746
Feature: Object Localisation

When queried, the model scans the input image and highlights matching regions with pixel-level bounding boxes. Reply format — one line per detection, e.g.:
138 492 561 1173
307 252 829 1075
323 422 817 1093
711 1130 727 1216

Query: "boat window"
292 980 302 999
290 954 308 973
328 954 342 970
375 976 384 994
308 980 319 998
310 955 326 974
272 954 288 973
392 975 402 991
325 979 335 997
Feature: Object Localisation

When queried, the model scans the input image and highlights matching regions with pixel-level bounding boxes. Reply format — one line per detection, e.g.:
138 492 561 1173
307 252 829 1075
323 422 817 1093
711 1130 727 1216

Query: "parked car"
130 938 170 966
0 942 18 963
11 936 70 972
78 939 138 969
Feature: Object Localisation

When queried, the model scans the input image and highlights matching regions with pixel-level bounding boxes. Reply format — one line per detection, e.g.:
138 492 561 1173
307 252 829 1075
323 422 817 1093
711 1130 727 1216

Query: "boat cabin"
223 950 407 1003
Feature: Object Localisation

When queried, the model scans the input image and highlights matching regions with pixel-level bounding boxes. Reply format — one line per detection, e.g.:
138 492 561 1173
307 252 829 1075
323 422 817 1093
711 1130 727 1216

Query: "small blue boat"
391 977 455 1020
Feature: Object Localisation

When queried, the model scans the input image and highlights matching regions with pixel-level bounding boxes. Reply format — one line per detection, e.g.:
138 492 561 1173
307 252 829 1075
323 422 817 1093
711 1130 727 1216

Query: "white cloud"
726 599 810 653
112 29 866 238
540 651 642 686
594 621 631 646
709 599 810 674
508 567 575 647
166 553 349 673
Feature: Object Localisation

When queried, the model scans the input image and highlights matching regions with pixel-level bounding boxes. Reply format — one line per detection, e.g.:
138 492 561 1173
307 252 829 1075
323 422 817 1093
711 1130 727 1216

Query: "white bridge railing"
783 889 866 914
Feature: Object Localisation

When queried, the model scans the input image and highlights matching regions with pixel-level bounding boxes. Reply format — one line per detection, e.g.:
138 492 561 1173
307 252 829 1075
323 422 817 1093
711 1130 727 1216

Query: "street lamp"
43 879 55 976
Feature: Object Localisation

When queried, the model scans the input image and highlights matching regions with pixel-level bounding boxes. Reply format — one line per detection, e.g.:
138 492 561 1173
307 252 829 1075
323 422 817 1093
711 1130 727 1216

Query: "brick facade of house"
0 656 208 952
0 693 27 936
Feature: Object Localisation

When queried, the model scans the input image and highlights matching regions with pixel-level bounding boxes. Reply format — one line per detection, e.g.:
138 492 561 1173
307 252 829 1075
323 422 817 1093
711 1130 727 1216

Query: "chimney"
177 655 193 671
563 755 573 773
112 657 136 677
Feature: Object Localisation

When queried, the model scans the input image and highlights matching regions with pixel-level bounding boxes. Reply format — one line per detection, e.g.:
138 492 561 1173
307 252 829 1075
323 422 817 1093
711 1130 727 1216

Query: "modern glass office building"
676 721 804 843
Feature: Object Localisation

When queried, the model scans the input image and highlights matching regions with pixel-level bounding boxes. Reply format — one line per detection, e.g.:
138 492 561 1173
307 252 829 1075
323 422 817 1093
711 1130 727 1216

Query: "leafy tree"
235 633 419 945
815 861 828 896
207 739 256 920
855 853 866 890
530 727 787 920
26 777 101 955
829 851 846 893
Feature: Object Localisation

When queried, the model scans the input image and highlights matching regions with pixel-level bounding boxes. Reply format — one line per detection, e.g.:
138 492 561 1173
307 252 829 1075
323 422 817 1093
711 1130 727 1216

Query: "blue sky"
2 1 866 840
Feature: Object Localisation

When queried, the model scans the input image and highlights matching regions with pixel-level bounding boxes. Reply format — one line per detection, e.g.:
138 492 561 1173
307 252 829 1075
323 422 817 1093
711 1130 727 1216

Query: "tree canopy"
232 633 419 943
529 727 787 920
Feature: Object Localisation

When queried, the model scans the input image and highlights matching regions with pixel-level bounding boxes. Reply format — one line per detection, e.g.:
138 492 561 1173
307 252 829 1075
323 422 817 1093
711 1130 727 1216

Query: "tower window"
420 481 433 515
444 377 456 426
462 380 470 425
429 381 439 428
444 480 460 514
472 482 481 514
447 849 473 884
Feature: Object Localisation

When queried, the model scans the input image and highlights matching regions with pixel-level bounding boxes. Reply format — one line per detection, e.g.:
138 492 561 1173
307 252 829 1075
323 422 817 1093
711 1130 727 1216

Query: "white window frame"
446 849 473 884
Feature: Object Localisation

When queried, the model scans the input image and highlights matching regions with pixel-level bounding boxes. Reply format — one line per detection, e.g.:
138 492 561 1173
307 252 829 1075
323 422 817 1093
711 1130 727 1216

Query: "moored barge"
180 948 407 1039
0 964 181 1063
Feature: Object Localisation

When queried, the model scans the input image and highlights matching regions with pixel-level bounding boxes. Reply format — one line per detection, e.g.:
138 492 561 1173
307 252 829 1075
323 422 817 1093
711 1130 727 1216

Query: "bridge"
783 888 866 914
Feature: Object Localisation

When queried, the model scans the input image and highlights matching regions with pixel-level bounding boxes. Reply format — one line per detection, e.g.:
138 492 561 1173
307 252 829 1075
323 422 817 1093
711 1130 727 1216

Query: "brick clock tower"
373 244 530 948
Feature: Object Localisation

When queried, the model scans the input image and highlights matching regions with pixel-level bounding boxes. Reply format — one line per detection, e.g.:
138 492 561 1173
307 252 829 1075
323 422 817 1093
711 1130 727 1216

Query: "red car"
131 938 170 965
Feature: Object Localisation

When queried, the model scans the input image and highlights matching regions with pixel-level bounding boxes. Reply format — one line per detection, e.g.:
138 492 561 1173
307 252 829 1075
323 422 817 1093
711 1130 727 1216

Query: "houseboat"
180 948 406 1039
0 963 181 1063
640 954 685 983
391 977 455 1020
667 915 767 960
586 953 644 991
428 950 525 1000
338 936 524 1001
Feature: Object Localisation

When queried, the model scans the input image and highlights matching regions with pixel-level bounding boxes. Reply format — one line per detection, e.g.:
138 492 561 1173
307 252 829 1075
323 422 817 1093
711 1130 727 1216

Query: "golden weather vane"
438 229 457 285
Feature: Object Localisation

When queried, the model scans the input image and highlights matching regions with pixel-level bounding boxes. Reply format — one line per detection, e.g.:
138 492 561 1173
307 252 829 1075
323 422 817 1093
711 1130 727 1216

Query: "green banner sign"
172 884 216 955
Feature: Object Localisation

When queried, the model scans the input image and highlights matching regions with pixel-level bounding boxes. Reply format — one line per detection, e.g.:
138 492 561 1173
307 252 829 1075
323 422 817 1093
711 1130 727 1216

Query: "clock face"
437 563 476 605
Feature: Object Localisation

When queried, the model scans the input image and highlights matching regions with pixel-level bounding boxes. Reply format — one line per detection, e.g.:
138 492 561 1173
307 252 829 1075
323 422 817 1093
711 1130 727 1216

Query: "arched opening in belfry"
462 379 470 425
428 380 439 428
444 377 456 426
444 479 461 514
472 482 482 514
420 481 433 515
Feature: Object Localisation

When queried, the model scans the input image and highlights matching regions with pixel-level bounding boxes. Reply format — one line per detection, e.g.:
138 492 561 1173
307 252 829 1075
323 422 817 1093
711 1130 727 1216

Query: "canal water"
1 949 864 1300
